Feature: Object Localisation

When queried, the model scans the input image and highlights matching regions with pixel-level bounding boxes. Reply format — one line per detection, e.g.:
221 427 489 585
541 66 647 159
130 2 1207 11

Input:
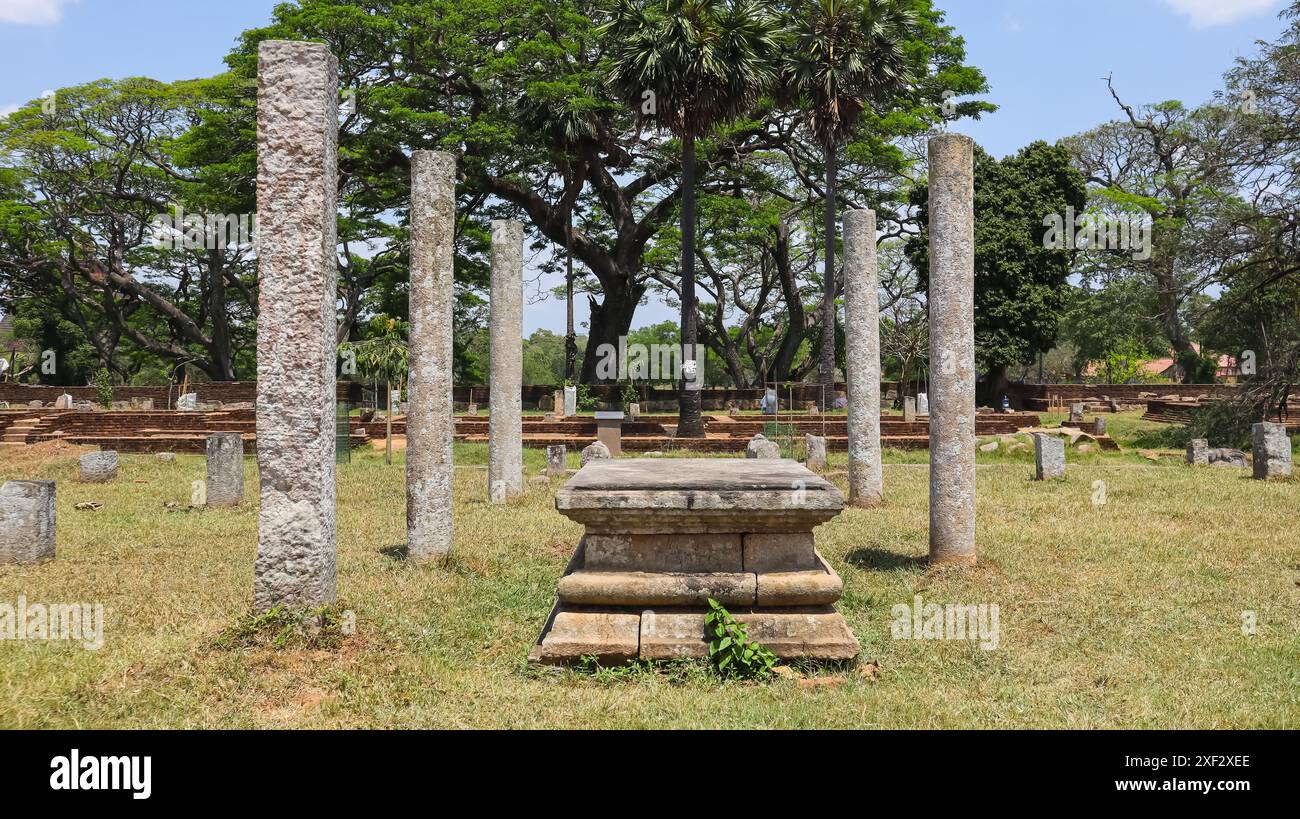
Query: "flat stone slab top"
556 458 844 534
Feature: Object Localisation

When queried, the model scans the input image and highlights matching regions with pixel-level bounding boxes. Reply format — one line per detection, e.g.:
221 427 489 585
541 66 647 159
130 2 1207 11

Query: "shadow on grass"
845 547 928 573
379 544 409 562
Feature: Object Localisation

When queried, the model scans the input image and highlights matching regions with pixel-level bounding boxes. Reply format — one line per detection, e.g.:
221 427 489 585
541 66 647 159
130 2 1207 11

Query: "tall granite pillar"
927 133 977 565
407 151 457 562
206 432 245 507
254 40 340 611
488 219 525 503
843 209 883 507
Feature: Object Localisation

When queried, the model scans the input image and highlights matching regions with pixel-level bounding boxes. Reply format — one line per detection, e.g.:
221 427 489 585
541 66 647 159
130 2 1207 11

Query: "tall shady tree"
783 0 916 408
601 0 781 437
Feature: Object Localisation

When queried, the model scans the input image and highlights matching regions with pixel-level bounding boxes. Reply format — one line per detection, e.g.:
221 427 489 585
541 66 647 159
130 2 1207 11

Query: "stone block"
532 610 640 665
206 433 245 507
805 434 828 472
1253 422 1293 480
0 480 56 564
546 445 567 478
584 533 743 573
1186 438 1209 466
743 532 817 572
1033 433 1065 480
581 440 611 467
746 433 781 460
755 553 843 606
79 451 118 483
557 570 756 607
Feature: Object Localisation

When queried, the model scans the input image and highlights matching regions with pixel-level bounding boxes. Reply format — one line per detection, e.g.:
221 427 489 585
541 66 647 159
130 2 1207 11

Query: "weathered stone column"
1033 434 1065 480
0 481 56 564
406 151 457 562
254 40 339 612
546 445 567 478
1252 422 1293 480
843 209 882 507
927 133 977 565
488 219 524 503
206 433 245 507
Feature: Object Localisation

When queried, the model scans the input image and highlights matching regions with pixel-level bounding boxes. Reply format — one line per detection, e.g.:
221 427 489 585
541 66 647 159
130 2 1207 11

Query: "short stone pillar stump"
594 411 624 457
529 459 860 665
79 451 119 483
0 480 56 564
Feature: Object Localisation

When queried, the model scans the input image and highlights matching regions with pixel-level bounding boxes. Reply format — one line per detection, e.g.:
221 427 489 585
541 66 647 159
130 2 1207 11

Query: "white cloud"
1162 0 1279 28
0 0 75 25
0 104 19 118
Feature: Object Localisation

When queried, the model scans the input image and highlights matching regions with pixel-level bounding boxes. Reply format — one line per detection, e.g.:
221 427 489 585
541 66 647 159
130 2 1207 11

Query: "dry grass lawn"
1 413 1297 728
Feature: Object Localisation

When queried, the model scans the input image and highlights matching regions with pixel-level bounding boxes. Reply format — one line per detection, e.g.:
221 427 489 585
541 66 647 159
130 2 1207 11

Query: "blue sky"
0 0 1291 332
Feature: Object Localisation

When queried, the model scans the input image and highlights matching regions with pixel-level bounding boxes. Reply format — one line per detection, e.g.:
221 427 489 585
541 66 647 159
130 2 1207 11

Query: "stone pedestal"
1252 422 1293 480
206 433 245 507
530 459 860 664
594 411 624 457
0 481 56 564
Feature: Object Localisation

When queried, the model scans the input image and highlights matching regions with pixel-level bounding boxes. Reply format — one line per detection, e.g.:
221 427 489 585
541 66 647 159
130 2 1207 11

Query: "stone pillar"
79 451 118 483
0 480 56 564
805 434 828 472
488 219 524 503
564 386 577 418
254 40 339 612
547 445 567 478
1033 434 1065 480
1092 416 1107 437
843 209 882 507
1186 438 1209 466
903 396 917 423
1252 422 1293 480
927 133 977 565
406 151 457 562
206 433 245 507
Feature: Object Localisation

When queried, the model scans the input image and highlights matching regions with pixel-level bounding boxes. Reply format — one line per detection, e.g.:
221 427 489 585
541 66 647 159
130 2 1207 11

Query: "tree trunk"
818 146 838 409
678 134 705 438
579 277 643 383
770 218 805 382
206 250 236 381
977 364 1011 408
564 201 578 383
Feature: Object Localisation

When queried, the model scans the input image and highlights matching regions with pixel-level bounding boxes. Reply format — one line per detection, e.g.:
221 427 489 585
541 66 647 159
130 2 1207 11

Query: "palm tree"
784 0 916 408
341 317 409 465
601 0 781 437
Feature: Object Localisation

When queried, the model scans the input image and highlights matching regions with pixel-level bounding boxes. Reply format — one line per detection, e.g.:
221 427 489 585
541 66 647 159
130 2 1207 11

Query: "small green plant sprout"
620 381 639 407
704 598 777 679
93 367 113 408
